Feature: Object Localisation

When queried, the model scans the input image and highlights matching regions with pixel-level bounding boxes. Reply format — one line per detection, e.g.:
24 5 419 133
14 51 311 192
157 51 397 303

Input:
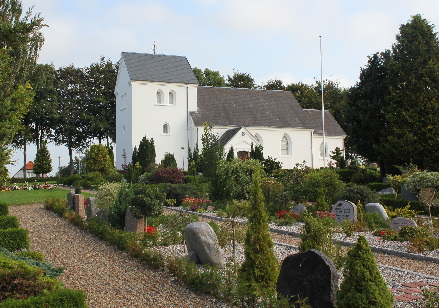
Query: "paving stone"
402 282 428 288
395 287 422 294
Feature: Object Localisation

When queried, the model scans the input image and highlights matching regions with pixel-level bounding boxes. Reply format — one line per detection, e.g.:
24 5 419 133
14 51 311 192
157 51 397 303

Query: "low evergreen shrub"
351 168 381 185
0 202 8 216
367 182 392 192
60 174 82 186
363 212 389 230
0 228 29 251
43 198 68 217
303 168 345 204
379 198 439 216
157 183 207 206
336 169 356 183
0 288 87 308
0 216 19 229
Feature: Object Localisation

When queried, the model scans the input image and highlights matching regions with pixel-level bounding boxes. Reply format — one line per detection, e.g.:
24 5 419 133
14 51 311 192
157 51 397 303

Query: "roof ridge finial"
153 41 157 55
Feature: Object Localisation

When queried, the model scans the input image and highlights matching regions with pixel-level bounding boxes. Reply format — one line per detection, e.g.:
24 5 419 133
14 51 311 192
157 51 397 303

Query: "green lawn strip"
0 189 94 206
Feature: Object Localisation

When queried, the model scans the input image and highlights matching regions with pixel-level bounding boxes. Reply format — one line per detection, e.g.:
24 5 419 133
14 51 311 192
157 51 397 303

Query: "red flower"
145 225 157 234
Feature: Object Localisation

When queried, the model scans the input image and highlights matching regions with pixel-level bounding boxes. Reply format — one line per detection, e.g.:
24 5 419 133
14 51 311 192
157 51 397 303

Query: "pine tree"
238 172 279 303
337 236 393 308
226 146 234 161
33 141 52 176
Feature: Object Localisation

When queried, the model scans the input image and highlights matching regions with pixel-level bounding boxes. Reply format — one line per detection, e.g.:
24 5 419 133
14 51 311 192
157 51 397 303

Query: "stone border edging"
166 207 439 265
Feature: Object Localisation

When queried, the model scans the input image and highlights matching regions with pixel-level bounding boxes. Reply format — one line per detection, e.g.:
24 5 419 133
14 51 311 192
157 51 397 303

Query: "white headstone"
390 217 417 231
364 203 389 220
330 200 357 222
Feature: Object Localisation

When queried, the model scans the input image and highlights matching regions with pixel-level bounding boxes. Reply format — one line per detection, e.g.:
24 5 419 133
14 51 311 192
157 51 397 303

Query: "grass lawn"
0 188 94 206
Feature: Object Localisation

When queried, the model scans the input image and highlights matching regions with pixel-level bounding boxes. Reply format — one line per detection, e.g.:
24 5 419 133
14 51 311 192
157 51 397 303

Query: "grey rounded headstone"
390 217 417 231
185 222 224 266
277 249 338 308
331 200 357 222
364 203 389 220
67 191 75 209
293 204 307 214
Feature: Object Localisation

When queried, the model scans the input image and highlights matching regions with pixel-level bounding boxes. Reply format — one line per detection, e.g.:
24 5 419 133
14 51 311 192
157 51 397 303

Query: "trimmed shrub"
82 171 105 189
96 182 121 210
0 228 29 251
337 236 393 308
60 174 82 186
151 168 184 184
44 198 68 217
351 168 380 185
405 171 439 193
303 168 345 204
0 288 87 308
0 216 19 229
108 183 133 229
379 198 439 216
0 254 59 301
157 183 208 206
335 169 356 183
337 184 378 205
0 202 8 216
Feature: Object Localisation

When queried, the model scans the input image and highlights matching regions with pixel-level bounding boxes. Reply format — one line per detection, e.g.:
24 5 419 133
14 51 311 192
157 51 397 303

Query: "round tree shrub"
337 184 378 205
303 168 345 204
337 236 393 308
84 144 114 175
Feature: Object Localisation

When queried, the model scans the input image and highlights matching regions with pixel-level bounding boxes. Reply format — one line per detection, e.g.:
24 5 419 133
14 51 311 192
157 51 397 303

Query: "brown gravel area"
10 204 229 308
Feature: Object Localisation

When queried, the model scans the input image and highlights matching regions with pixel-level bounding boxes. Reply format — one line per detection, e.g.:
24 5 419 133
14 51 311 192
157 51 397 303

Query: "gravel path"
9 204 229 308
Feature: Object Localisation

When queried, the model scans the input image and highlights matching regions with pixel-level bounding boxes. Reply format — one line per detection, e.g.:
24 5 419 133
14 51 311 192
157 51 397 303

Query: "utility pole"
320 36 326 168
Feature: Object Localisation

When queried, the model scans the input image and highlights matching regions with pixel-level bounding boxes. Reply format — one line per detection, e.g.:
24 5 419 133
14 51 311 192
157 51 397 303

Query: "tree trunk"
69 147 74 176
23 142 27 179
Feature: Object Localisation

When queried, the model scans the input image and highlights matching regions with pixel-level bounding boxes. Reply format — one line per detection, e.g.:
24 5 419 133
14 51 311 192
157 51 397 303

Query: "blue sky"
9 0 439 176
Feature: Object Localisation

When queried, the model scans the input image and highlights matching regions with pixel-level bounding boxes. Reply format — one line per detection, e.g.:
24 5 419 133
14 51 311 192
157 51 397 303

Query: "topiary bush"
0 228 29 251
303 168 345 204
337 236 394 308
0 288 87 308
351 168 381 185
151 168 184 184
0 202 8 216
337 184 378 205
0 216 19 230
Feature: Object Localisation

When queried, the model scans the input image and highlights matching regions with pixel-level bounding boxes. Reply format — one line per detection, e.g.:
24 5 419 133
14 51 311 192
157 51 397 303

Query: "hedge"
336 169 356 183
367 182 392 192
0 216 19 230
379 198 439 217
0 228 29 251
0 289 87 308
0 203 8 216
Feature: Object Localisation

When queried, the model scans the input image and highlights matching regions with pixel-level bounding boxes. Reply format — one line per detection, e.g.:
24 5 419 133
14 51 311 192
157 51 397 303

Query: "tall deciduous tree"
379 15 439 170
0 0 45 180
227 71 255 89
33 141 52 176
286 82 321 109
192 67 226 87
345 51 390 167
84 57 117 143
263 79 285 90
84 144 113 175
54 65 89 175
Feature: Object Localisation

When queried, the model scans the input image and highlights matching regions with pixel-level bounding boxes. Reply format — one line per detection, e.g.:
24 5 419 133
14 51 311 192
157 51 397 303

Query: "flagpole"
320 36 326 168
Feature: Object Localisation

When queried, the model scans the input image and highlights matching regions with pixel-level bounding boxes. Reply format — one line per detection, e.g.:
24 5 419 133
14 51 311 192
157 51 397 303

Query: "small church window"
169 90 176 105
281 135 289 155
320 142 329 158
156 90 164 105
163 123 170 134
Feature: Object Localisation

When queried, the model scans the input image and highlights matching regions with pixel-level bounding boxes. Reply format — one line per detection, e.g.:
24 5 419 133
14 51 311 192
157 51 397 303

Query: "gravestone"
184 222 225 266
330 200 357 222
377 187 396 195
74 194 85 219
124 206 144 233
277 249 338 308
364 203 389 220
85 197 97 221
96 208 108 222
67 191 75 209
401 185 418 201
390 217 417 231
293 204 307 215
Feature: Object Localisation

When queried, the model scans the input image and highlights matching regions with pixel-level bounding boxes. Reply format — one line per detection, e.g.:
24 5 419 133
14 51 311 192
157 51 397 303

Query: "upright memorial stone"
331 200 357 223
74 194 85 219
390 217 417 231
293 204 307 215
124 206 144 233
364 203 389 220
277 249 338 308
86 197 97 221
67 191 75 210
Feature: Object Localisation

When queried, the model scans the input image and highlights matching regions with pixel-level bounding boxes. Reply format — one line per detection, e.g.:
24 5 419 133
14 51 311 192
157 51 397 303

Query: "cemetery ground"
3 192 439 307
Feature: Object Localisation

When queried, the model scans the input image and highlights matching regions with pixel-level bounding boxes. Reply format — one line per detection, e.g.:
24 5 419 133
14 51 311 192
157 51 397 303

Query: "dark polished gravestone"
277 249 338 308
67 191 75 210
330 200 357 223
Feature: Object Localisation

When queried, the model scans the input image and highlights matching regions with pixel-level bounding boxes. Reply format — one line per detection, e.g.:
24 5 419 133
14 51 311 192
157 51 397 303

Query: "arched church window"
163 123 170 134
169 90 176 105
156 90 164 105
281 134 291 155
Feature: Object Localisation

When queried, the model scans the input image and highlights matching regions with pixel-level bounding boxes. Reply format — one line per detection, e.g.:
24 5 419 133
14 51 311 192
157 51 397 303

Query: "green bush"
379 198 439 216
335 169 356 183
0 288 87 308
157 183 208 206
108 183 133 229
337 185 378 205
60 174 82 186
363 212 389 230
0 254 60 301
0 228 29 251
337 236 393 308
398 226 428 241
405 171 439 193
151 168 184 184
303 168 345 204
272 163 312 203
82 171 105 189
351 168 380 185
43 198 68 217
0 202 8 216
96 182 121 210
367 182 392 192
0 216 19 229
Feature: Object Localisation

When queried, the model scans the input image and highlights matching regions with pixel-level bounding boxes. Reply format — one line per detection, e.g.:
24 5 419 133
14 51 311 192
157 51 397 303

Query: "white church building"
115 52 346 170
